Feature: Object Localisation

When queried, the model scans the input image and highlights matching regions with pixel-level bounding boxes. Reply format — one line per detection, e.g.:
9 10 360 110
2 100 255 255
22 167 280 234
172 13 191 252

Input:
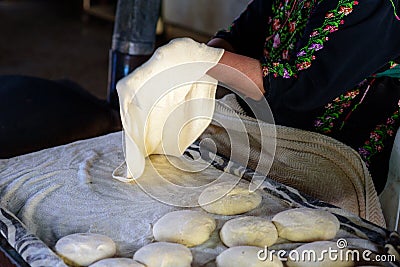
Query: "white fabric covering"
116 38 224 180
0 132 294 266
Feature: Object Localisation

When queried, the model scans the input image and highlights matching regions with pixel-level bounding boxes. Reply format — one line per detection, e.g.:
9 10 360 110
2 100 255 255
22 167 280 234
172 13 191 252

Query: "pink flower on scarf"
273 34 281 48
289 21 296 33
282 50 289 60
338 6 353 15
387 118 395 125
296 61 311 70
310 30 319 37
325 12 334 19
370 132 381 141
324 25 339 33
273 19 281 31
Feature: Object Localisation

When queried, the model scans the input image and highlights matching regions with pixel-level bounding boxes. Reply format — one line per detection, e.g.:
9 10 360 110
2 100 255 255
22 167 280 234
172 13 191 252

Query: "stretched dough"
153 210 216 247
286 241 354 267
89 258 144 267
133 242 192 267
115 38 224 180
272 208 340 242
55 233 116 266
198 182 262 215
216 246 283 267
220 216 278 247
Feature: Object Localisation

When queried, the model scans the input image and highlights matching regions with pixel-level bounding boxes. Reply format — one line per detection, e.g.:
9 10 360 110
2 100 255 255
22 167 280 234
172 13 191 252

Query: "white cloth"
115 38 224 180
0 132 296 263
0 132 389 264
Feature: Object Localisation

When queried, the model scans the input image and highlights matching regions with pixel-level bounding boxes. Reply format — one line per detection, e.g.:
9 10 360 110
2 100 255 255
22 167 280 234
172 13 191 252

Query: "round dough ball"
153 210 216 247
220 216 278 248
272 208 340 242
89 258 144 267
55 233 116 266
216 246 283 267
198 182 262 215
133 242 192 267
286 241 354 267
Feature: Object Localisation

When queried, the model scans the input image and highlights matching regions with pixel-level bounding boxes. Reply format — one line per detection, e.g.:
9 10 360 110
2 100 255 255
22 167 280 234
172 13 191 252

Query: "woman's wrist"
207 50 265 100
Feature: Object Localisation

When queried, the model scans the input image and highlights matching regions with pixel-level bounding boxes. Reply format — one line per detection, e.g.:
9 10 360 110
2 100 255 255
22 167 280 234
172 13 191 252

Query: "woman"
207 0 400 193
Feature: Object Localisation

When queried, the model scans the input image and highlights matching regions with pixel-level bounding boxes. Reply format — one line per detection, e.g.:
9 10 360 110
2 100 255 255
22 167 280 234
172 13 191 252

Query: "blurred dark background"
0 0 115 99
0 0 222 99
0 0 247 159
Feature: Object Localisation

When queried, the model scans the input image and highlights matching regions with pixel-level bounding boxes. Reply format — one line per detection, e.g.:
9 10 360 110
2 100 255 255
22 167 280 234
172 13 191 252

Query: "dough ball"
272 208 340 242
89 258 144 267
153 210 216 247
220 216 278 248
216 246 283 267
198 182 262 215
133 242 192 267
55 233 116 266
286 241 354 267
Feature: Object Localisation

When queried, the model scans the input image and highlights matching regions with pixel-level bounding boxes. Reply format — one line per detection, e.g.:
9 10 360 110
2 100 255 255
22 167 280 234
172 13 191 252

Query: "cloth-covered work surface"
0 131 288 266
0 129 399 266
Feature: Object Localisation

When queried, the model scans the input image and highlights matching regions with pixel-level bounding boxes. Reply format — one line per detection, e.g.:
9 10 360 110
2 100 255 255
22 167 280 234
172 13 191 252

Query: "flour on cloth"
0 131 395 265
0 132 293 265
115 38 224 180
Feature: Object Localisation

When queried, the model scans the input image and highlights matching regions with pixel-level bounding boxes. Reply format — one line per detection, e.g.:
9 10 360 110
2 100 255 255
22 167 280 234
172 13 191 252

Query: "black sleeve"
213 0 273 59
266 0 400 128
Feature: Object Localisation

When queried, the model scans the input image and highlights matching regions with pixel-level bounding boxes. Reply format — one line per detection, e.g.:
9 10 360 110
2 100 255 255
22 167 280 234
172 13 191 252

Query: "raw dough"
55 233 116 266
133 242 193 267
116 37 224 180
198 182 262 215
220 216 278 247
153 210 216 247
272 208 340 242
286 241 354 267
89 258 144 267
216 246 283 267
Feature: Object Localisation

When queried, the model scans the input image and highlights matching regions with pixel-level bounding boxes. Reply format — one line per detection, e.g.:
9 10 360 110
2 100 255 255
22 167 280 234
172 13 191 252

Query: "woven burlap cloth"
199 95 386 227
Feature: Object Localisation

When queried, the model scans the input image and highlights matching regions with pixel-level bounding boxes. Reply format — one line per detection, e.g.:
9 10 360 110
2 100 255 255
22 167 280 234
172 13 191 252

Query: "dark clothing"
215 0 400 192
